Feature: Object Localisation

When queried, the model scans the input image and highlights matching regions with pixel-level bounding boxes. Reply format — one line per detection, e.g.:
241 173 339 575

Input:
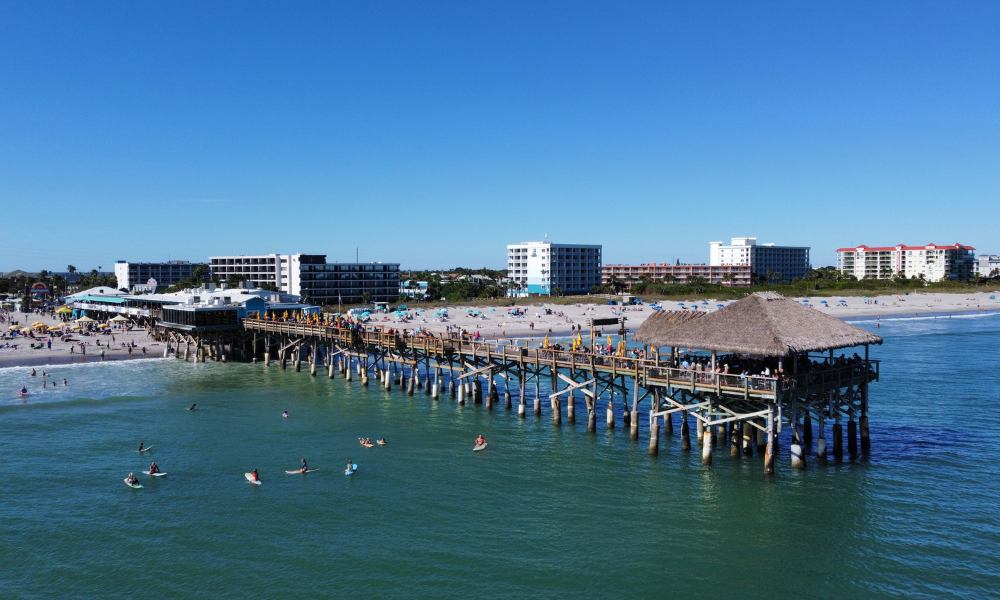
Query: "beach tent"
75 316 95 323
109 315 130 322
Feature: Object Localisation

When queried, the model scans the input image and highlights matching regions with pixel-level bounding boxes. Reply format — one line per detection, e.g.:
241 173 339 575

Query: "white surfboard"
138 446 153 454
285 468 319 474
244 472 261 486
473 442 488 452
142 471 168 477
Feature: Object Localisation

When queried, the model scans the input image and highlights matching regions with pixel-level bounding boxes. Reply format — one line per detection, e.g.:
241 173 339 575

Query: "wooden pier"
156 292 881 474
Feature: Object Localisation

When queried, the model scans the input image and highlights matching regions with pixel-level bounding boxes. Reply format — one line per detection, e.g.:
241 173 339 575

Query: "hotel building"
835 243 975 282
974 255 1000 278
602 264 752 289
209 254 400 304
709 237 810 283
114 260 209 292
507 241 602 296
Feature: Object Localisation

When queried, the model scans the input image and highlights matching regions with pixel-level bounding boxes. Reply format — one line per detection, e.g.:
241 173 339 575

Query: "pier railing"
242 318 878 401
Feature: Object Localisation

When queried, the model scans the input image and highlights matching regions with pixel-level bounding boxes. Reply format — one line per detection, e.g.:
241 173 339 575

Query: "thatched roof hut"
634 292 882 357
633 310 706 344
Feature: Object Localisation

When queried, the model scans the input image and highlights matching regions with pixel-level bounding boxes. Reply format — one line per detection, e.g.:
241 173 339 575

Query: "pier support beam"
742 421 754 456
630 408 639 441
764 407 776 475
847 418 858 458
648 417 659 456
860 415 871 456
680 413 690 451
816 415 826 462
832 421 843 461
702 427 713 465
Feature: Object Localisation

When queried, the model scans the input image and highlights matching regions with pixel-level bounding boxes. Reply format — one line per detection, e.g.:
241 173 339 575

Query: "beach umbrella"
55 306 72 314
109 315 129 322
75 316 95 323
31 321 47 328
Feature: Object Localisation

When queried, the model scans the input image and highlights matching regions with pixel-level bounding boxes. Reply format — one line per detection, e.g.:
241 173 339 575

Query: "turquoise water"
2 314 999 598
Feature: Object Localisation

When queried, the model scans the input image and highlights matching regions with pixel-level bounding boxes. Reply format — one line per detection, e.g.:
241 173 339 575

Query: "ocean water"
1 314 999 598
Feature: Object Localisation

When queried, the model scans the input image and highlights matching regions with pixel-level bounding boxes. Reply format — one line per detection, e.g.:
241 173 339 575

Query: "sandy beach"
373 290 1000 340
0 311 161 369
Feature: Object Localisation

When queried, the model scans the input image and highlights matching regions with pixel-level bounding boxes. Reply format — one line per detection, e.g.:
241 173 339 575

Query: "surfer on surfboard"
125 472 139 486
282 410 289 419
252 468 260 483
475 434 487 447
138 441 145 453
149 462 161 475
300 458 308 472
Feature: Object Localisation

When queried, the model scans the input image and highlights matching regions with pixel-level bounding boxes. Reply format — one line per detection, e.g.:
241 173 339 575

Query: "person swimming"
282 410 289 419
475 434 487 446
30 368 36 377
19 386 28 395
188 403 197 411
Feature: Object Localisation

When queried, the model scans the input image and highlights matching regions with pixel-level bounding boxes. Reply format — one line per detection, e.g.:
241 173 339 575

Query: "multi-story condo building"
114 260 209 292
209 254 399 304
709 236 810 283
507 241 602 296
974 254 1000 278
835 243 975 282
602 264 752 289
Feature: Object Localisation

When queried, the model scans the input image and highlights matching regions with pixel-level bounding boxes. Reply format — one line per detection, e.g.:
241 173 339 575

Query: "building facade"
114 260 209 292
602 264 752 289
507 241 602 296
709 237 810 283
209 254 399 304
835 243 976 282
974 254 1000 278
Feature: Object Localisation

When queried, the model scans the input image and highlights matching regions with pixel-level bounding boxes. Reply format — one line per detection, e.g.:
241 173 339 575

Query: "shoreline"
0 352 164 370
0 292 996 369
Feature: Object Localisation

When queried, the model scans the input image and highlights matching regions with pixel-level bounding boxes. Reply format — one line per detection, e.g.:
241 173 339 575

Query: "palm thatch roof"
634 292 882 357
633 310 706 344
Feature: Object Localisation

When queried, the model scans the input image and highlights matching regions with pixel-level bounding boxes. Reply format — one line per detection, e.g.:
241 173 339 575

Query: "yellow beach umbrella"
56 306 72 314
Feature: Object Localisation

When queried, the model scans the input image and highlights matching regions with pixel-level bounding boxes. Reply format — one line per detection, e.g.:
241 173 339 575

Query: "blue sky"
1 1 997 271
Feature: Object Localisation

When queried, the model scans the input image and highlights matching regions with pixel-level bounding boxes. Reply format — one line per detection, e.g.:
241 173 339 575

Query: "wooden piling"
680 413 690 451
648 417 659 456
701 428 713 465
860 415 870 456
832 421 843 460
816 414 826 462
847 418 858 457
742 421 753 456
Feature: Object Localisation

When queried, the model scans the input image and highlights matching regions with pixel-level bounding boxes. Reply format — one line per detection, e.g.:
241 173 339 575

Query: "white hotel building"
835 243 975 282
209 254 399 304
507 241 602 296
709 236 810 283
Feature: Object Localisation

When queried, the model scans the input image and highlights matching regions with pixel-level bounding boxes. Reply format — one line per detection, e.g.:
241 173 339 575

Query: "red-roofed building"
836 243 975 282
